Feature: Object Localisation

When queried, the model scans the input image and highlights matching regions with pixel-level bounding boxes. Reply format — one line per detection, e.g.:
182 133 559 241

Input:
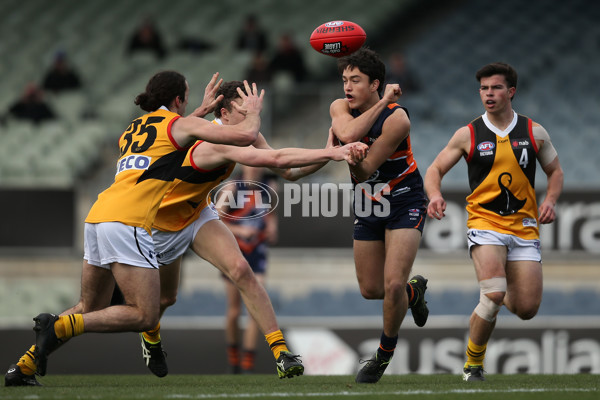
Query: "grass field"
1 374 598 400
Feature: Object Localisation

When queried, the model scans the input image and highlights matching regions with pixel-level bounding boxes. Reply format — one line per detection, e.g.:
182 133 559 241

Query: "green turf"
2 374 598 399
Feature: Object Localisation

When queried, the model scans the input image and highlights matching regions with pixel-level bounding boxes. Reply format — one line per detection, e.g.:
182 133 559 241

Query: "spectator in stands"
42 51 82 93
236 14 268 53
176 35 214 54
127 17 167 60
269 33 307 82
245 51 272 84
425 62 564 382
385 52 420 93
7 82 55 124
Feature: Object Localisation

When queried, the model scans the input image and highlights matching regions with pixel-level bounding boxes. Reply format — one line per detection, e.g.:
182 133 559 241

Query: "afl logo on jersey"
477 141 495 151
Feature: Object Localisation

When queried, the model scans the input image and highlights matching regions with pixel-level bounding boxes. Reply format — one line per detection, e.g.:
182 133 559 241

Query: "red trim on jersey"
236 232 267 254
167 115 188 150
355 160 418 202
388 149 410 160
527 118 539 153
188 141 234 172
466 124 476 162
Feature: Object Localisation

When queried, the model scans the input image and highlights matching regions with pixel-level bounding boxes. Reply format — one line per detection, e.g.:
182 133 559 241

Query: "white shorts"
84 222 158 269
467 229 541 262
152 204 220 266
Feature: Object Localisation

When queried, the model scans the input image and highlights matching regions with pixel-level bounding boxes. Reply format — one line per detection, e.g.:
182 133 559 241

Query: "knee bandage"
474 277 507 322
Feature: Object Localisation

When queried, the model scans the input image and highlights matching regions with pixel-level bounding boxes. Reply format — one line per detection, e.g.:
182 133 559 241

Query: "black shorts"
243 244 267 274
353 190 427 241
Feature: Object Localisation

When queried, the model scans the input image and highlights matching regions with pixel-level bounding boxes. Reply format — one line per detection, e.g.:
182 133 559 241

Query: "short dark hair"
337 47 385 96
476 62 518 90
214 80 244 118
135 70 187 112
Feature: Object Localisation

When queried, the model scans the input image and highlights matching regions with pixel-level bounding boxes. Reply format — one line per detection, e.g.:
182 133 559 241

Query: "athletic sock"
241 350 256 372
54 314 85 340
142 322 161 344
465 337 487 367
406 282 416 307
377 332 398 361
227 344 240 369
265 330 289 359
16 345 37 375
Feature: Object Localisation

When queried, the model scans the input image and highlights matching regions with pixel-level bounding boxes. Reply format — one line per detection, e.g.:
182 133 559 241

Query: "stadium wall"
1 317 598 376
0 189 598 253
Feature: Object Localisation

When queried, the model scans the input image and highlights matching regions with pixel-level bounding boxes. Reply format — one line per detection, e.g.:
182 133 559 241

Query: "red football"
309 20 366 58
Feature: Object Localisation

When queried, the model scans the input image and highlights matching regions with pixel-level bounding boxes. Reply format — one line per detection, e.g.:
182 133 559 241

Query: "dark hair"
337 47 385 96
476 62 518 90
214 80 245 118
134 70 187 112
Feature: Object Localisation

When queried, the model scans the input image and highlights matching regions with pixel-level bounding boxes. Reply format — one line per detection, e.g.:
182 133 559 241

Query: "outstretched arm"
274 128 343 181
191 139 368 172
172 80 263 147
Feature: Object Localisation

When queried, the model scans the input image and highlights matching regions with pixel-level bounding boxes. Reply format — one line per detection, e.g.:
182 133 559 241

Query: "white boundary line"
163 388 597 398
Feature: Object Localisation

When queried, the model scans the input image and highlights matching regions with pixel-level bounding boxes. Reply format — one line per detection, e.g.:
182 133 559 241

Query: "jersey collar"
482 110 518 138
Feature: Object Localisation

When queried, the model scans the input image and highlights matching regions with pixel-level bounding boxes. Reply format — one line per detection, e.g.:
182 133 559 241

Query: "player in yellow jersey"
424 62 564 382
136 80 368 379
5 71 265 386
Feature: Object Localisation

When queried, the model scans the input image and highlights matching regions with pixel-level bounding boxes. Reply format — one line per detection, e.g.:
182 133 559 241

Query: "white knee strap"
474 277 507 322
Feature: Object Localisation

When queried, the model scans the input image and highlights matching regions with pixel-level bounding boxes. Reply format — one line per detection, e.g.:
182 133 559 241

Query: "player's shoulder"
330 97 350 110
448 125 472 150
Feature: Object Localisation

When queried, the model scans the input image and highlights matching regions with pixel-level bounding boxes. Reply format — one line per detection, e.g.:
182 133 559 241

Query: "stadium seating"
0 0 417 186
1 0 598 323
397 0 600 188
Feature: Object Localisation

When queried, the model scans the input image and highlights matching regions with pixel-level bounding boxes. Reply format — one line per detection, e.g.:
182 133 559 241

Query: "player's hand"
382 83 402 104
189 72 224 117
326 127 341 148
427 196 446 220
538 199 557 224
232 80 264 116
340 142 368 165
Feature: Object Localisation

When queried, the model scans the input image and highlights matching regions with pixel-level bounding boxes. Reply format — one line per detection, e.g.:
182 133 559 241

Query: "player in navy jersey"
329 47 429 383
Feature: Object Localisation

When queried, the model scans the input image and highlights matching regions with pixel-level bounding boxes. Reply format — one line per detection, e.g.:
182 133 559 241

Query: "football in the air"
309 20 366 58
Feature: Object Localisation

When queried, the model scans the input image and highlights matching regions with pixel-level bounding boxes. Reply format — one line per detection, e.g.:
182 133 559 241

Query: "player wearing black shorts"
330 47 429 383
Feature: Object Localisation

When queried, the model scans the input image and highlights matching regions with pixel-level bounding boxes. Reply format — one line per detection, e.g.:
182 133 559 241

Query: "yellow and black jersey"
153 140 235 232
465 113 540 239
85 108 190 233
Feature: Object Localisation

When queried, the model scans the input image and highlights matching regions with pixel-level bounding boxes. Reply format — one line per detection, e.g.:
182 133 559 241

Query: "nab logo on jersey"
209 180 279 220
116 154 151 175
512 139 530 148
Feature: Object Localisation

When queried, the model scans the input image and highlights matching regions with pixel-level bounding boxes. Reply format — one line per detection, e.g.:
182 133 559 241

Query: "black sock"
376 332 398 361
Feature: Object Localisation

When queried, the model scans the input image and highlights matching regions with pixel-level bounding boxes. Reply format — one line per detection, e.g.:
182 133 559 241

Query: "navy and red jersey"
348 103 426 206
